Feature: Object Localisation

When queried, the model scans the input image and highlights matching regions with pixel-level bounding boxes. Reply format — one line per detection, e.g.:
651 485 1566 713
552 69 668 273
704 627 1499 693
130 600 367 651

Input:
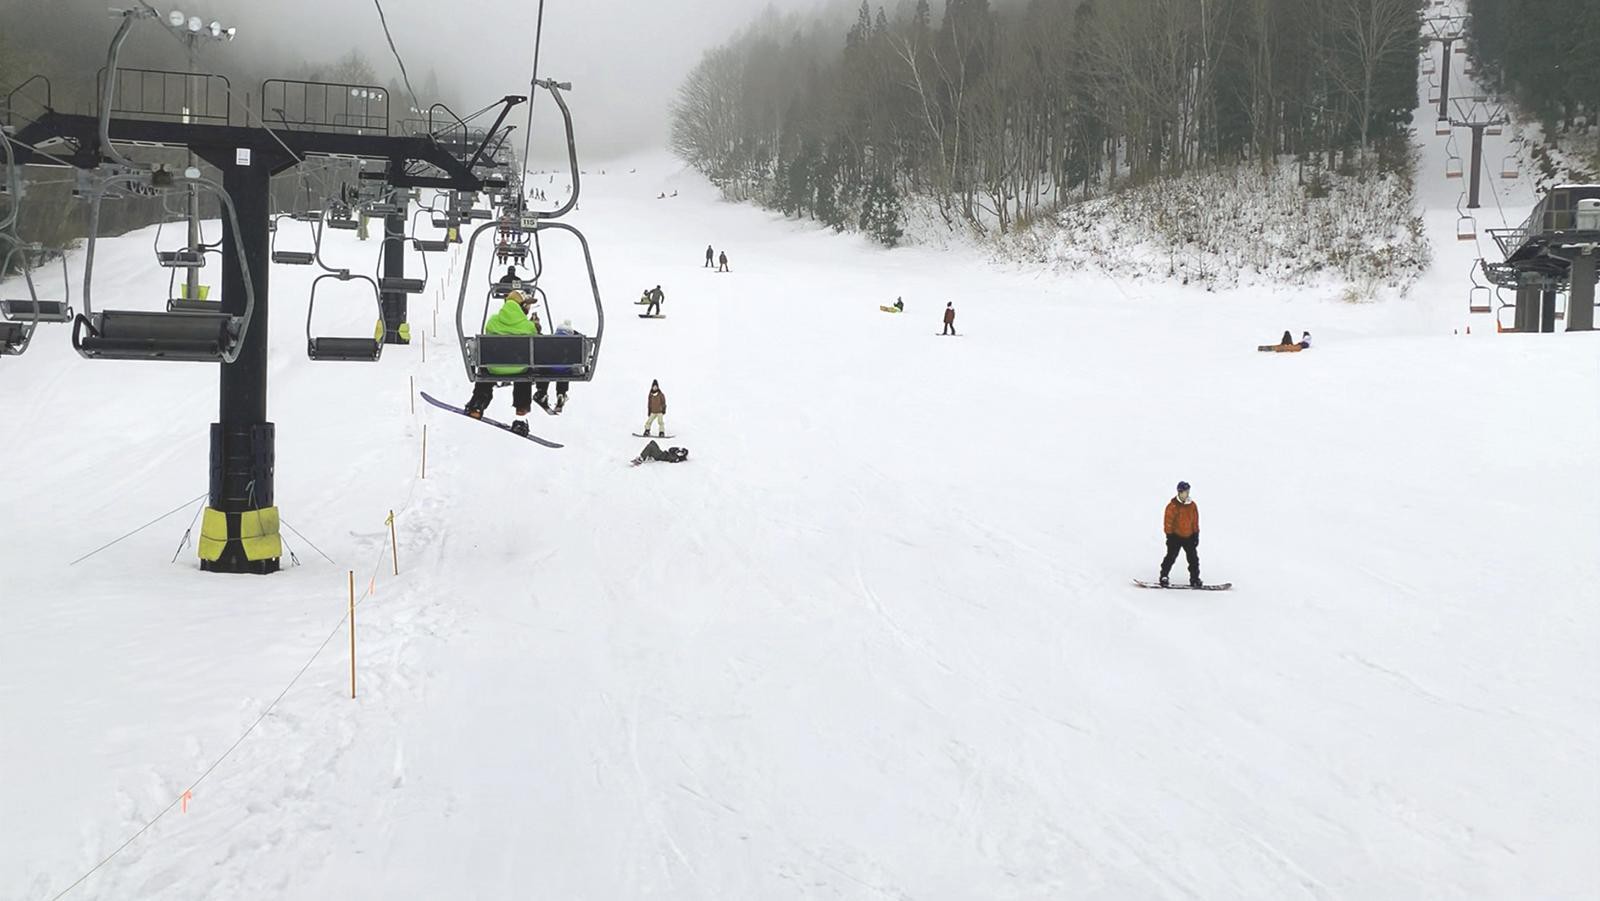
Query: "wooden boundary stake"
348 570 356 699
388 509 399 575
409 375 415 415
421 425 428 479
421 330 426 363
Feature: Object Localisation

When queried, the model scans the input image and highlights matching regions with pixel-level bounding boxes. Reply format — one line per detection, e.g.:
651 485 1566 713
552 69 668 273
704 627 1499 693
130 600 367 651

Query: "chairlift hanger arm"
524 80 579 221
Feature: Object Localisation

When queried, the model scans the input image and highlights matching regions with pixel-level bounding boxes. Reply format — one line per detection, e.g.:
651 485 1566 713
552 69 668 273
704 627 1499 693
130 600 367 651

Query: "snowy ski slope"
2 43 1598 901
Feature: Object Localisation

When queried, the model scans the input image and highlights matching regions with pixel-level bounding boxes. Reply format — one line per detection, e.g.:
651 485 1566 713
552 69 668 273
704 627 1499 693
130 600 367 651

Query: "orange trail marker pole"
348 570 357 699
388 510 399 575
181 790 192 813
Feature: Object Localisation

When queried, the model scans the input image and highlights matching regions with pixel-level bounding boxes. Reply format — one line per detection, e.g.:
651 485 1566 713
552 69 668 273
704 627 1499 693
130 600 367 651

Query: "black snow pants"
468 381 533 415
1160 533 1200 583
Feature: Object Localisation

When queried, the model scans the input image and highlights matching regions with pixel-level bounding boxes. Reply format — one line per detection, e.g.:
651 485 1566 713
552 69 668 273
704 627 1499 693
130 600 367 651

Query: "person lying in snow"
631 441 689 466
1258 329 1304 352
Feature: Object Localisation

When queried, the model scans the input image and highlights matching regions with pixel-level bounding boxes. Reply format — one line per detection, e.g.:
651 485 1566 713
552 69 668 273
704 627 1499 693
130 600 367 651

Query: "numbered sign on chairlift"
520 216 539 230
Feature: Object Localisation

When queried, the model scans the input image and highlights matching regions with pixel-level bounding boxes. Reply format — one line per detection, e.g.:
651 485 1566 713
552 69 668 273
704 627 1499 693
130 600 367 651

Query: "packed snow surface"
1 59 1597 899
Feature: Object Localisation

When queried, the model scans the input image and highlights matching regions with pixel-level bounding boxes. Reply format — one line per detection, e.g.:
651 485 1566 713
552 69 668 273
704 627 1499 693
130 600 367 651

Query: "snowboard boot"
1159 575 1170 588
465 405 484 420
510 420 529 437
1189 578 1203 589
554 394 567 413
515 406 531 417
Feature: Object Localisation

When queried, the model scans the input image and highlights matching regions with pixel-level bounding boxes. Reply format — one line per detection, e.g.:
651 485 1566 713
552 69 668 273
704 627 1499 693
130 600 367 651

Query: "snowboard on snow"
420 392 565 449
632 433 676 439
638 314 666 319
1132 580 1232 591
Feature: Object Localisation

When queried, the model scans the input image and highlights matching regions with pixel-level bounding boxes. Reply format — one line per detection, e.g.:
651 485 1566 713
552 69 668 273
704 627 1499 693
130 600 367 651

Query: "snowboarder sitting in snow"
1159 481 1202 588
631 441 689 466
465 289 540 435
1259 329 1304 353
880 297 905 313
643 380 667 437
942 302 957 335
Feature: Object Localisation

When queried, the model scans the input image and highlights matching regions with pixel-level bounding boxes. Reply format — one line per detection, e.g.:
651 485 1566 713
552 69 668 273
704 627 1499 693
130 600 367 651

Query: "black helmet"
1176 481 1191 492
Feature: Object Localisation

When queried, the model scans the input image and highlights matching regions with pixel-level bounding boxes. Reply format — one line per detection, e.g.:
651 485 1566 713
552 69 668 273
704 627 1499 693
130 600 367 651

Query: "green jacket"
484 298 539 376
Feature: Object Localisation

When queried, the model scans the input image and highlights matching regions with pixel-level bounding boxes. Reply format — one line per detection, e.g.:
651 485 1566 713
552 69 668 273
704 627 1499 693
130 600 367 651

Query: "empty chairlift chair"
410 207 451 253
271 213 318 266
1445 155 1464 179
0 245 74 356
1501 156 1520 180
1435 119 1452 136
73 186 256 363
1456 215 1477 241
154 218 207 269
306 272 384 362
1469 285 1492 314
376 236 427 296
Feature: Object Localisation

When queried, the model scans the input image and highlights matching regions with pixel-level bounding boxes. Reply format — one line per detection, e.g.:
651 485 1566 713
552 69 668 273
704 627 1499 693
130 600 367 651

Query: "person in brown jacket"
642 380 667 437
1159 481 1202 587
942 302 957 336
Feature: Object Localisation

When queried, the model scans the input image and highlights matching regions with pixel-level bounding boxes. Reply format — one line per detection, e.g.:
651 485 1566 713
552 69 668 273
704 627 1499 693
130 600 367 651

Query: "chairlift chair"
2 244 73 324
1435 119 1452 136
454 220 603 388
1456 215 1477 241
1500 156 1520 179
375 234 428 295
306 272 384 362
1485 124 1503 136
1468 264 1492 313
1445 155 1464 179
270 213 318 266
324 201 360 232
154 218 206 269
1422 56 1437 75
409 206 451 253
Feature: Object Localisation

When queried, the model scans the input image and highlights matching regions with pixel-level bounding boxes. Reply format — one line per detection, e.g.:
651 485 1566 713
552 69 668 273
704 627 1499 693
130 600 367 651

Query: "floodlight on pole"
169 9 185 27
187 15 202 32
209 21 222 37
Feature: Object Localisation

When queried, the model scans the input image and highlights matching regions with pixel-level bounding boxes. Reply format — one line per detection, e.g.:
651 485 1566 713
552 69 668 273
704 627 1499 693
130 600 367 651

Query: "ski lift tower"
1424 15 1468 125
8 8 517 574
1448 97 1511 209
1482 185 1600 333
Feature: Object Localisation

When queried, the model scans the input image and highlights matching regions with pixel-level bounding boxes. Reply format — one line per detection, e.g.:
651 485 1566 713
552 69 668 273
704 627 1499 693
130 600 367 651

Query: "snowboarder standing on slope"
643 380 668 437
705 245 714 268
942 302 957 335
1159 481 1202 588
465 289 539 436
718 250 729 273
646 285 665 316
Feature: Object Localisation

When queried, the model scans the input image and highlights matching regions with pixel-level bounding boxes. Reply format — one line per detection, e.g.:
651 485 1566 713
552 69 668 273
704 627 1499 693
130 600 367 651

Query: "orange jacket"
1163 498 1199 537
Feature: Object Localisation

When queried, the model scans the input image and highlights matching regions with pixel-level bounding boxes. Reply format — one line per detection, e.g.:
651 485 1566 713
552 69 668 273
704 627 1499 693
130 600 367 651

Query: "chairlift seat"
272 251 316 266
490 280 536 299
432 216 459 229
166 298 219 313
308 337 383 362
0 320 32 355
464 208 493 221
470 334 594 382
380 278 427 294
413 239 449 253
325 218 360 231
1435 120 1451 136
292 212 323 223
73 310 237 362
157 250 207 269
2 300 71 323
366 203 404 216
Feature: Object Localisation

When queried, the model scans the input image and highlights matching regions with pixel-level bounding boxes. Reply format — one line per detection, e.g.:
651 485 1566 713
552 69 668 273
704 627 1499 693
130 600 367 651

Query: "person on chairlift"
465 289 540 436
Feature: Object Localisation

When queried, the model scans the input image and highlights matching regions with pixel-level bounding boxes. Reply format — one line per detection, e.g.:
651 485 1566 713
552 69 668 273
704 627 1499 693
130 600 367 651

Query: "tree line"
1465 0 1600 173
672 0 1427 244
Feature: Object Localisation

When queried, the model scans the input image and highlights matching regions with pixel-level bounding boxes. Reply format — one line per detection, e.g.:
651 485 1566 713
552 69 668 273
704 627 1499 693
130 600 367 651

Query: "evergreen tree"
860 172 905 246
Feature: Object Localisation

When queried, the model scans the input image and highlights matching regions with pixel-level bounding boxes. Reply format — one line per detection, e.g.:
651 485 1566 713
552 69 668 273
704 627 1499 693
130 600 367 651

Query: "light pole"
167 10 236 302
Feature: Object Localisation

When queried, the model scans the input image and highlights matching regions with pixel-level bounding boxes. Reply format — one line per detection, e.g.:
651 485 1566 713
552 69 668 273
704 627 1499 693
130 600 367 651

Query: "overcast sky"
207 0 834 161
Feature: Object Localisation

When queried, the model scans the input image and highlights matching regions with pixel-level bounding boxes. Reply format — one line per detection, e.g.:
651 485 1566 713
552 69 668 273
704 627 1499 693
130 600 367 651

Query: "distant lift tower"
1424 16 1468 124
1448 97 1512 209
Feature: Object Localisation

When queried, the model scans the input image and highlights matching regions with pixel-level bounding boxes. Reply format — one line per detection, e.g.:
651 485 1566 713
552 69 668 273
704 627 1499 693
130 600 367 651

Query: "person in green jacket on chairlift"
465 289 540 435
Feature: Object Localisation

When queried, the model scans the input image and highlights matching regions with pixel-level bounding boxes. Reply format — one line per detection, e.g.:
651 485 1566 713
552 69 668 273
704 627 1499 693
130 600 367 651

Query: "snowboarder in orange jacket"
1160 481 1202 588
